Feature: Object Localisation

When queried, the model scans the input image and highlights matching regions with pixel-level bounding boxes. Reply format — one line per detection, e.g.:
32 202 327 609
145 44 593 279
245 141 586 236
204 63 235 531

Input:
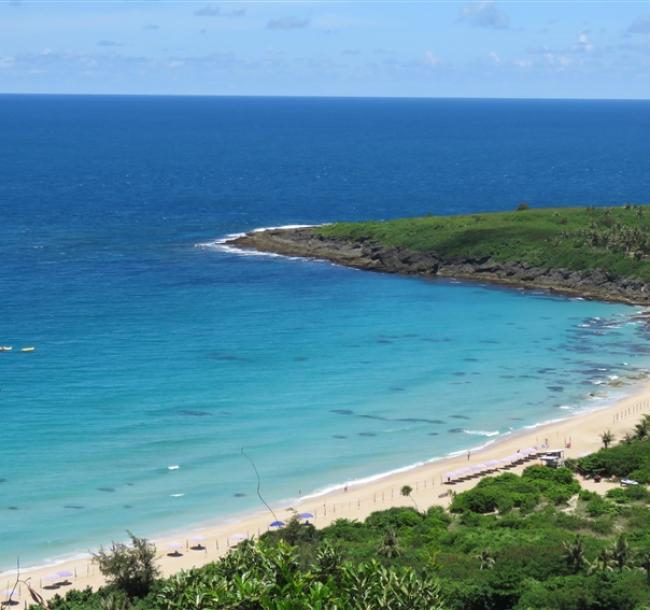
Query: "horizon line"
1 92 650 103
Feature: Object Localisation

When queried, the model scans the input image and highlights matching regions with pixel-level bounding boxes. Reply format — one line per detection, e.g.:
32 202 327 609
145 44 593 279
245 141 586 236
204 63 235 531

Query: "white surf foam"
195 224 324 259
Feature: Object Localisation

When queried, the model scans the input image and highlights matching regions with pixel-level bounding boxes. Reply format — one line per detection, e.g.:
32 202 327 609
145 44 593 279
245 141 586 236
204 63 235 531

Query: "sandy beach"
4 383 650 604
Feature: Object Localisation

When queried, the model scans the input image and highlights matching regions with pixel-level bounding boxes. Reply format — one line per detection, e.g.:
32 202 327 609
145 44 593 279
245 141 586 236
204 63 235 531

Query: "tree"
401 484 419 512
589 547 614 573
634 419 649 441
637 549 650 585
601 430 614 449
93 532 160 598
611 535 629 572
475 549 496 571
377 528 401 559
562 534 587 574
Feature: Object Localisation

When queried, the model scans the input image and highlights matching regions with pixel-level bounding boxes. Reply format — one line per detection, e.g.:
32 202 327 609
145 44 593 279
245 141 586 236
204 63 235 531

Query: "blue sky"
2 1 650 98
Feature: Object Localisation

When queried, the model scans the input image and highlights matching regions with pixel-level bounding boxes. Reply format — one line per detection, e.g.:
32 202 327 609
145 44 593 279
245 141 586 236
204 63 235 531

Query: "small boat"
0 346 12 352
20 347 36 353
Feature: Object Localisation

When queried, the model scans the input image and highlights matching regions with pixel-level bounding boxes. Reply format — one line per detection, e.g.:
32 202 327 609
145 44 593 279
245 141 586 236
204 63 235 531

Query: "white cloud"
459 1 509 30
194 5 246 18
575 30 594 53
424 51 442 66
627 15 650 35
0 56 16 69
266 17 310 31
487 50 501 64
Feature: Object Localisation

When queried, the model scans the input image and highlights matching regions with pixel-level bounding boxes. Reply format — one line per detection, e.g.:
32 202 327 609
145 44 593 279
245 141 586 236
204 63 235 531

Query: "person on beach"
467 451 471 461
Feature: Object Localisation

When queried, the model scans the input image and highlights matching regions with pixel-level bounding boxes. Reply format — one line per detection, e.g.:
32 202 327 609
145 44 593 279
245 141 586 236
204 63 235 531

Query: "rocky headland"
227 226 650 306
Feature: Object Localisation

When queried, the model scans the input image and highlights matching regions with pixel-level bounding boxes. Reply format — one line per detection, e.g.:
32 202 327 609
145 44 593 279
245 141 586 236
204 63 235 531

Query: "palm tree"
377 528 401 559
401 485 419 512
636 549 650 585
589 548 614 573
612 535 630 572
600 430 614 449
563 534 587 574
475 549 496 571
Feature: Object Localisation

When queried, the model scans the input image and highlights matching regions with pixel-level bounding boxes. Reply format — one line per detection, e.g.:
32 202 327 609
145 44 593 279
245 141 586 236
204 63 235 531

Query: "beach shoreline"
4 380 650 602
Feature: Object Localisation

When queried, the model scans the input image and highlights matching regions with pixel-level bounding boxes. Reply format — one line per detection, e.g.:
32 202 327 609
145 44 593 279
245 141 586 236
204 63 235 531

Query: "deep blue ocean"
2 95 650 570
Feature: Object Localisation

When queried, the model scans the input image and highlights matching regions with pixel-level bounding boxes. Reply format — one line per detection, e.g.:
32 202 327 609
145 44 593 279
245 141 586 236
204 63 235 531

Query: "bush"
516 202 530 211
93 532 160 598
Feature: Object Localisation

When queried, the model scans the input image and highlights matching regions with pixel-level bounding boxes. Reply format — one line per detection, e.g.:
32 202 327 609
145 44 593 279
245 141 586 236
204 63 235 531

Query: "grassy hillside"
317 205 650 281
27 416 650 610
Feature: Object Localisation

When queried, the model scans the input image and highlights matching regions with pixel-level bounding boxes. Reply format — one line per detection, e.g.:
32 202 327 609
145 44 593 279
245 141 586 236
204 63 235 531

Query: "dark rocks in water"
97 487 116 493
397 417 444 424
548 385 564 392
358 432 377 437
64 505 84 510
126 482 135 487
233 492 246 498
7 506 19 510
123 504 133 509
208 353 248 362
180 409 212 417
450 415 470 420
510 416 524 421
464 357 479 362
333 434 347 439
331 409 354 415
452 372 466 377
359 414 387 421
293 356 309 362
0 478 6 484
389 386 405 392
377 338 393 344
428 432 439 436
448 428 464 433
499 374 516 379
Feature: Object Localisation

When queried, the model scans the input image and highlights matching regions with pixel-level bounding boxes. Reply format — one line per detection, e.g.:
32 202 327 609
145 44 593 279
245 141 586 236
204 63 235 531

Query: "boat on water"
0 346 13 352
20 347 36 352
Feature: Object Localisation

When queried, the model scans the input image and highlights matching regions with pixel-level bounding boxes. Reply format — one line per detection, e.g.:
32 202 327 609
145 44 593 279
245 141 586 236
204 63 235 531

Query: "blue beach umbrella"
297 512 314 520
269 520 285 528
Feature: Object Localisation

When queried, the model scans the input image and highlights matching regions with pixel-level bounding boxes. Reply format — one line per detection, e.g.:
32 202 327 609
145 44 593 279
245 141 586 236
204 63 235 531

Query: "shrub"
93 532 160 598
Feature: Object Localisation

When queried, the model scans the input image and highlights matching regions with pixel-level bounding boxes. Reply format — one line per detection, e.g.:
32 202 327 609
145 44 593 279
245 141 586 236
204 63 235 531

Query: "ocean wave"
463 429 500 437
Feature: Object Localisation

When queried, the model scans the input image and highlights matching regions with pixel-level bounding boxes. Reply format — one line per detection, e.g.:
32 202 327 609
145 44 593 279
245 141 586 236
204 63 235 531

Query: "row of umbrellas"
444 447 540 484
165 513 316 557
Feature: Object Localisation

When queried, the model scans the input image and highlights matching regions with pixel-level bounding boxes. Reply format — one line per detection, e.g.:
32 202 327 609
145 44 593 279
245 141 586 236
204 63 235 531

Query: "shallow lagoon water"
2 95 650 568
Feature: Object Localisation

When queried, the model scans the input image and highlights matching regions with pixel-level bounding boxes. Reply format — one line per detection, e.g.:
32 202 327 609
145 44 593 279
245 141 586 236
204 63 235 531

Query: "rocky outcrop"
227 227 650 305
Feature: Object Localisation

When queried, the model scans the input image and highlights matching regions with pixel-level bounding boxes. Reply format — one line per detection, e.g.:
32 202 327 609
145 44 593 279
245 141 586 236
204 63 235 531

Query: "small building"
539 449 565 468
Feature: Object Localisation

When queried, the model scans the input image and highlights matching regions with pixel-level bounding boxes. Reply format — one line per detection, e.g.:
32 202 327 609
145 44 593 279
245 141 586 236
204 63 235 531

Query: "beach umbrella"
167 542 184 557
55 570 73 579
190 535 207 550
269 520 285 528
230 533 246 543
297 512 314 520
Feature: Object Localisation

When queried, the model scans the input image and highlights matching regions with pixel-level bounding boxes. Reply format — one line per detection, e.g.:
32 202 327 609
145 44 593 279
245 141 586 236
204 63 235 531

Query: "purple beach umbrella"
297 512 314 520
269 520 285 528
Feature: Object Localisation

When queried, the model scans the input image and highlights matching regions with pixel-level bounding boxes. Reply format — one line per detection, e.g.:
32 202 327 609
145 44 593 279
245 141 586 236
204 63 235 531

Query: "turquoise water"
2 95 650 569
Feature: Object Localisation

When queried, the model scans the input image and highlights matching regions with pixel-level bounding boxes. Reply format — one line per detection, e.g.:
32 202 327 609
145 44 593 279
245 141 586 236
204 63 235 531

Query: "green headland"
230 204 650 304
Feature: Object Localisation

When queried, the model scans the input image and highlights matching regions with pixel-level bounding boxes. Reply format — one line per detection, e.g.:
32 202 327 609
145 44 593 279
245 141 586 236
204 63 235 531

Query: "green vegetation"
317 204 650 280
24 416 650 610
571 416 650 483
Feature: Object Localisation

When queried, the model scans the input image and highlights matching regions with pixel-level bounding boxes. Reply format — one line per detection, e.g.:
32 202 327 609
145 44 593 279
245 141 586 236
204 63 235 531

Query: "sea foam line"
195 224 324 259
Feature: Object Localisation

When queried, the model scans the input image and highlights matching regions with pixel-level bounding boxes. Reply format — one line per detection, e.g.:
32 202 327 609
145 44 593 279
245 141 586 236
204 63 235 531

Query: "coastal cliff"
227 207 650 305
